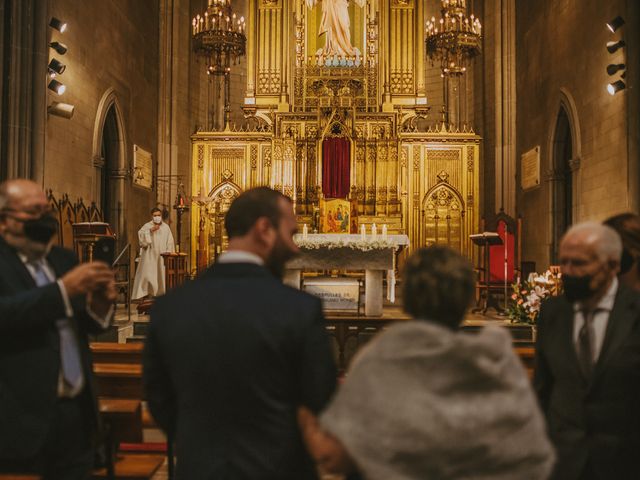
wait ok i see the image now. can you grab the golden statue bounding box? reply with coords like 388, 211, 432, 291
306, 0, 365, 57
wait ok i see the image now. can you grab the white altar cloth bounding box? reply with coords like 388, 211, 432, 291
286, 233, 410, 316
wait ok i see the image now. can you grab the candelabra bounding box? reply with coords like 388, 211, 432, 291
192, 0, 246, 129
425, 0, 482, 76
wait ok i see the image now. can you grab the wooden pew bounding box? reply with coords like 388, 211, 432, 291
99, 398, 143, 444
91, 454, 164, 480
0, 476, 41, 480
514, 345, 535, 379
93, 363, 143, 399
91, 342, 144, 364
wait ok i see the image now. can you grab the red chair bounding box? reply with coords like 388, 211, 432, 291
474, 212, 521, 314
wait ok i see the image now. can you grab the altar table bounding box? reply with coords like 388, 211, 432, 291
284, 234, 409, 316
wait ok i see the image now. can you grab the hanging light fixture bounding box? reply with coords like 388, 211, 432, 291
192, 0, 246, 129
425, 0, 482, 76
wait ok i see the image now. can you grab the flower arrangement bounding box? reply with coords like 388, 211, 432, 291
294, 236, 400, 252
507, 269, 562, 325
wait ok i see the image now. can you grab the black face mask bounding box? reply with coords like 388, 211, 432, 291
22, 214, 58, 245
562, 274, 595, 302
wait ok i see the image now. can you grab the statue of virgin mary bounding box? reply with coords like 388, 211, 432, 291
307, 0, 365, 57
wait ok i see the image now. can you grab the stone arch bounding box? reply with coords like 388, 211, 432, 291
547, 88, 581, 261
92, 88, 127, 242
421, 183, 465, 252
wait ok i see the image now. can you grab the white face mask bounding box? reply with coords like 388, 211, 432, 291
152, 216, 162, 224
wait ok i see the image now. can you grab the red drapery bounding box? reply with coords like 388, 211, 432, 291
322, 137, 350, 199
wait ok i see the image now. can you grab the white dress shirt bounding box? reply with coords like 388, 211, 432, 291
19, 253, 113, 397
572, 277, 618, 363
217, 250, 264, 265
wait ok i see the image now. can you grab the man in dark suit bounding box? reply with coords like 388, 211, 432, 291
144, 187, 336, 480
0, 179, 116, 479
535, 221, 640, 480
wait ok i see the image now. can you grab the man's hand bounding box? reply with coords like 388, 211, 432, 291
151, 224, 160, 233
297, 406, 355, 474
61, 262, 115, 298
88, 277, 117, 317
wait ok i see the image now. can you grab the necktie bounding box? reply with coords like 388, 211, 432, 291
578, 309, 597, 378
30, 260, 84, 391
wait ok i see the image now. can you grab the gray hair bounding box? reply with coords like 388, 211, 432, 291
563, 221, 623, 263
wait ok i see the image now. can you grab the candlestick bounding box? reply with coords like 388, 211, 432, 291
371, 223, 377, 239
303, 224, 308, 239
360, 224, 366, 241
382, 224, 388, 239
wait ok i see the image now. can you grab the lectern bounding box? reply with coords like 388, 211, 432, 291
72, 222, 115, 263
161, 252, 189, 291
470, 232, 503, 314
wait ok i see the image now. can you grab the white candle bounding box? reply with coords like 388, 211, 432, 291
382, 224, 388, 239
303, 223, 308, 239
371, 223, 377, 239
360, 224, 366, 241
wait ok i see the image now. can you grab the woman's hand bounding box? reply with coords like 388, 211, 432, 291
297, 406, 356, 475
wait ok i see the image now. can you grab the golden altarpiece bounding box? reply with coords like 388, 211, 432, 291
190, 0, 481, 272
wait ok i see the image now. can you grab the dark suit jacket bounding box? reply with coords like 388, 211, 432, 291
0, 237, 104, 461
143, 262, 337, 480
534, 284, 640, 480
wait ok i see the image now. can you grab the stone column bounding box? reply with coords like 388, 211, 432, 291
493, 0, 516, 218
0, 0, 48, 182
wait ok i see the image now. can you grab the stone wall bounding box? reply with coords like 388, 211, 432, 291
515, 0, 639, 268
44, 0, 160, 248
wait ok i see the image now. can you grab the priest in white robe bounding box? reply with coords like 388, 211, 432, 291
132, 208, 175, 299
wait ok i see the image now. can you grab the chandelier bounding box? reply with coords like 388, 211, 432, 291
193, 0, 246, 129
192, 0, 246, 74
426, 0, 482, 76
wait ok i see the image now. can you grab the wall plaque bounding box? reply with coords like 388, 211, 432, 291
133, 145, 153, 190
521, 146, 540, 190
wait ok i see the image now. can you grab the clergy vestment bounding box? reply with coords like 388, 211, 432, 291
132, 221, 175, 299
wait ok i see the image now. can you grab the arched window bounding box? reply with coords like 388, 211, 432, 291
551, 106, 573, 262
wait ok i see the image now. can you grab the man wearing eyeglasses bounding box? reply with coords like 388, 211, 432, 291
0, 179, 117, 479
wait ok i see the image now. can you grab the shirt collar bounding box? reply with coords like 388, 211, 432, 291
573, 276, 618, 313
17, 251, 47, 266
217, 250, 264, 266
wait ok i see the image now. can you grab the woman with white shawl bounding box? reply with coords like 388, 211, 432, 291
298, 246, 555, 480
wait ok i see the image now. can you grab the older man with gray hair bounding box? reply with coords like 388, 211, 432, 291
535, 221, 640, 480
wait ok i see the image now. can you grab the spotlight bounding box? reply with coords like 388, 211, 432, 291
47, 79, 66, 95
49, 17, 67, 33
47, 59, 66, 77
606, 16, 624, 33
47, 102, 74, 119
606, 40, 625, 54
607, 80, 626, 95
49, 42, 68, 55
606, 63, 626, 76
